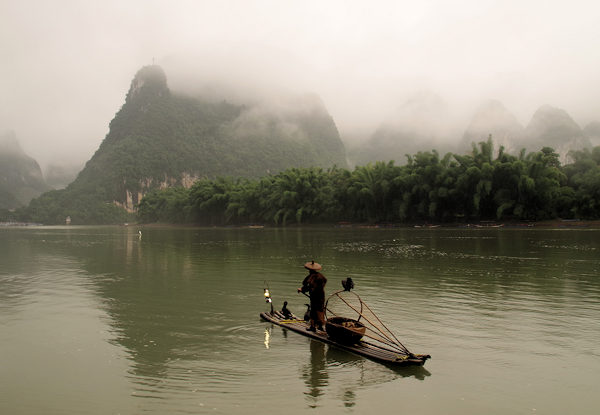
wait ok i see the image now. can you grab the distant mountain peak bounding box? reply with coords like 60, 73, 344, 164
526, 105, 581, 134
0, 130, 49, 209
461, 99, 524, 153
466, 100, 523, 132
126, 65, 169, 102
525, 105, 590, 161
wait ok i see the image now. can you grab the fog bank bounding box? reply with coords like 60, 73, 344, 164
2, 0, 599, 167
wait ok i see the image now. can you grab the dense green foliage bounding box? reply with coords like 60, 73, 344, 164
563, 146, 600, 217
21, 189, 132, 225
137, 139, 600, 225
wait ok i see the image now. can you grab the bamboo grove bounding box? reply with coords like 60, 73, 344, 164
137, 139, 600, 225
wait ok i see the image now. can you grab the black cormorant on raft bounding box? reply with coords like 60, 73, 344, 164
260, 278, 430, 367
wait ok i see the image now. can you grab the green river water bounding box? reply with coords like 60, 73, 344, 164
1, 225, 599, 414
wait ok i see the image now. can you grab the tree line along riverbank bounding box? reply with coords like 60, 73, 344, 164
3, 139, 599, 226
136, 140, 600, 226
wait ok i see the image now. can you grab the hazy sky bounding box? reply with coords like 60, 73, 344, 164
2, 0, 599, 167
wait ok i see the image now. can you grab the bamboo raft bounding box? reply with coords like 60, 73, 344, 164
260, 310, 430, 367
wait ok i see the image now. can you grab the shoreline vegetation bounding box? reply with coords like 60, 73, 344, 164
140, 219, 600, 229
3, 219, 600, 229
134, 140, 600, 227
4, 139, 600, 226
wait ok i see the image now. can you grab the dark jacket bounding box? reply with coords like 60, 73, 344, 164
301, 271, 327, 310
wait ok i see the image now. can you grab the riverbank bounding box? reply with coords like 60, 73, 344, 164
136, 219, 600, 230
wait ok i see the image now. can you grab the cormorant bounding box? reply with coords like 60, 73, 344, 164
342, 277, 354, 291
281, 301, 293, 318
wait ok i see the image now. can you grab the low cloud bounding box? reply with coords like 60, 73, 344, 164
2, 0, 599, 167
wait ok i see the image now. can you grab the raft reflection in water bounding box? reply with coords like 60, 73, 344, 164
301, 338, 431, 408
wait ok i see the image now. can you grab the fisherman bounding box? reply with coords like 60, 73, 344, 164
298, 260, 327, 332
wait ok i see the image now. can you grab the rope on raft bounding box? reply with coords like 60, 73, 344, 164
326, 290, 412, 356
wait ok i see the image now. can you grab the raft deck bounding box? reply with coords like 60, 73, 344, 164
260, 311, 430, 367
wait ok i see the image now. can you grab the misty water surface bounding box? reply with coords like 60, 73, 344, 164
1, 226, 599, 414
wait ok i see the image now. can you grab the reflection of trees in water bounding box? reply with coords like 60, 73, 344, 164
1, 228, 213, 383
301, 339, 430, 408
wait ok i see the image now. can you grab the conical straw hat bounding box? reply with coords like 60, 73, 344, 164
304, 260, 322, 271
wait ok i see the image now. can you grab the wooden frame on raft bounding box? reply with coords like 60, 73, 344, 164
260, 310, 430, 367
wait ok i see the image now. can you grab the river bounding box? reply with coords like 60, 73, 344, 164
1, 225, 599, 414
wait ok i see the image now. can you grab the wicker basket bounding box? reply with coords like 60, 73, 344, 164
325, 316, 366, 344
